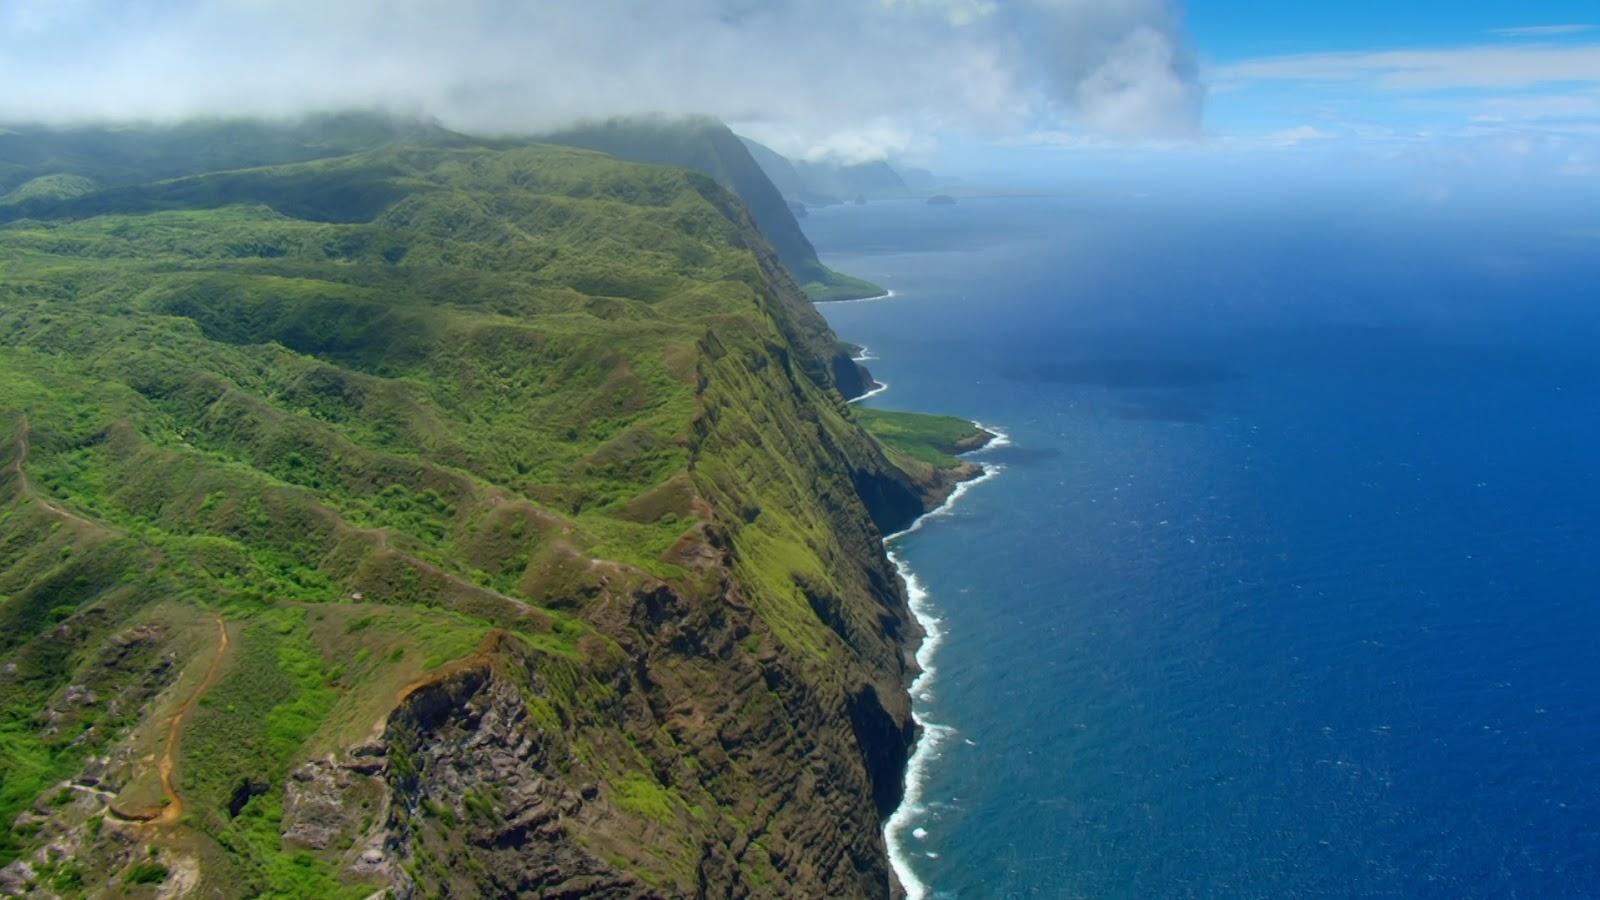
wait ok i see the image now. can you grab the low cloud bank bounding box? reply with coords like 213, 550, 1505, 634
0, 0, 1202, 161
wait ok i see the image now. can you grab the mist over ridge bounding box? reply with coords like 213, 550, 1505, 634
0, 0, 1202, 163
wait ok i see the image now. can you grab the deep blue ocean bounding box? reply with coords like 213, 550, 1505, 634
806, 185, 1600, 898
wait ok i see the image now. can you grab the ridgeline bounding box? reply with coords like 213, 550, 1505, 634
0, 115, 985, 897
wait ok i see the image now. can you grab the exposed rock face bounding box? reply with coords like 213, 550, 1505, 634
281, 754, 385, 851
830, 354, 878, 403
383, 664, 644, 898
372, 527, 917, 897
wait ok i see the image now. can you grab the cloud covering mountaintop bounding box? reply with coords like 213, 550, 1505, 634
0, 0, 1202, 161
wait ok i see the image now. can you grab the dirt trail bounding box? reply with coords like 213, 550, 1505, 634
110, 614, 231, 825
8, 414, 113, 535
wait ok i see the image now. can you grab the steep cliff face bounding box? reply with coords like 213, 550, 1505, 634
0, 126, 955, 897
543, 117, 887, 303
739, 137, 910, 209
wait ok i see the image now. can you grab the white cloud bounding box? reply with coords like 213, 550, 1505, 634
0, 0, 1203, 162
1261, 125, 1334, 147
1213, 43, 1600, 91
1020, 121, 1331, 153
1072, 25, 1203, 136
1470, 91, 1600, 122
1491, 24, 1595, 38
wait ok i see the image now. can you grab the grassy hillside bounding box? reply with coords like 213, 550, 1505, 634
855, 408, 992, 470
543, 117, 886, 301
0, 123, 960, 897
0, 112, 458, 197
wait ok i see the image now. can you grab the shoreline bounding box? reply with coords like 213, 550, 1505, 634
882, 425, 1007, 899
850, 380, 890, 404
815, 274, 1004, 896
824, 288, 897, 305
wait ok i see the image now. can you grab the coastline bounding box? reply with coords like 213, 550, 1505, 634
824, 288, 897, 305
882, 426, 1006, 899
851, 380, 891, 404
817, 274, 1003, 897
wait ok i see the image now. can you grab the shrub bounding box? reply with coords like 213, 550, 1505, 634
125, 861, 169, 884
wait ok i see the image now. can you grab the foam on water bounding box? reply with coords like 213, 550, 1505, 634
832, 288, 897, 304
881, 552, 951, 900
970, 421, 1011, 450
887, 462, 1002, 540
881, 427, 1005, 899
850, 380, 891, 404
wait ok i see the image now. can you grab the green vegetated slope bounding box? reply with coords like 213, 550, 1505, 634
852, 409, 992, 517
542, 116, 887, 301
740, 136, 910, 209
0, 113, 459, 199
854, 408, 992, 470
0, 120, 961, 898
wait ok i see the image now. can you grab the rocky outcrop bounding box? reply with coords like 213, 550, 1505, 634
381, 663, 644, 898
369, 533, 918, 897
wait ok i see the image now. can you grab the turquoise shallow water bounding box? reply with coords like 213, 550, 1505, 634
809, 190, 1600, 898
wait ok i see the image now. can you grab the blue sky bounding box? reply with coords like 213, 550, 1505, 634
1188, 0, 1600, 59
1187, 1, 1600, 157
961, 0, 1600, 193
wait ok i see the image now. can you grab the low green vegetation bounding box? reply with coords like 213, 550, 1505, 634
802, 269, 886, 302
180, 609, 331, 823
0, 173, 97, 207
854, 407, 989, 468
541, 117, 885, 303
124, 860, 169, 885
0, 115, 932, 894
612, 771, 681, 823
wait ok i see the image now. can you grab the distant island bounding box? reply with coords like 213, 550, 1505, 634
927, 194, 957, 206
